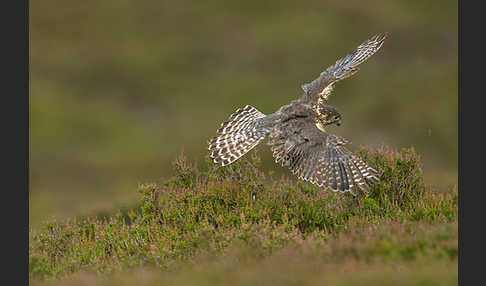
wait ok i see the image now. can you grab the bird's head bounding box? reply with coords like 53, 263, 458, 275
317, 104, 342, 126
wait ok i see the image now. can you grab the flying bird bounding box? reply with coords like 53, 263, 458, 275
208, 33, 388, 195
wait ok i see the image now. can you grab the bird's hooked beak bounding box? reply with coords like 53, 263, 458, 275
336, 120, 342, 127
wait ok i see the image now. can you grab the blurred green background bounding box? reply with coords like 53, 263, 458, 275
30, 0, 457, 228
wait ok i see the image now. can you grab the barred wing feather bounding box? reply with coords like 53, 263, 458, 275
301, 32, 388, 104
268, 118, 379, 195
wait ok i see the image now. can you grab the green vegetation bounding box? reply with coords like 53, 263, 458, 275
30, 146, 457, 284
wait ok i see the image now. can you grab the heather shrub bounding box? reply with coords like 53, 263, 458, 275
29, 145, 456, 279
357, 145, 425, 206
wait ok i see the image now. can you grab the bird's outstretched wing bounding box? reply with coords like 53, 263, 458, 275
301, 32, 388, 105
267, 117, 379, 194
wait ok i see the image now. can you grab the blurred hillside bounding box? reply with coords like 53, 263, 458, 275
30, 0, 457, 227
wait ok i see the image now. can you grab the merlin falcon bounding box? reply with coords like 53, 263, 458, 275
208, 33, 388, 195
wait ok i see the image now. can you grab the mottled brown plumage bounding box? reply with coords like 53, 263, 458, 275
208, 33, 388, 195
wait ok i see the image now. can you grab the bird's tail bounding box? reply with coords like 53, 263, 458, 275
208, 105, 267, 166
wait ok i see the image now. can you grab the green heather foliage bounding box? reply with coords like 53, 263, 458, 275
29, 146, 457, 279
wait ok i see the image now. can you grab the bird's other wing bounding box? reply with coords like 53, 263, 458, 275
301, 32, 388, 105
267, 117, 379, 195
